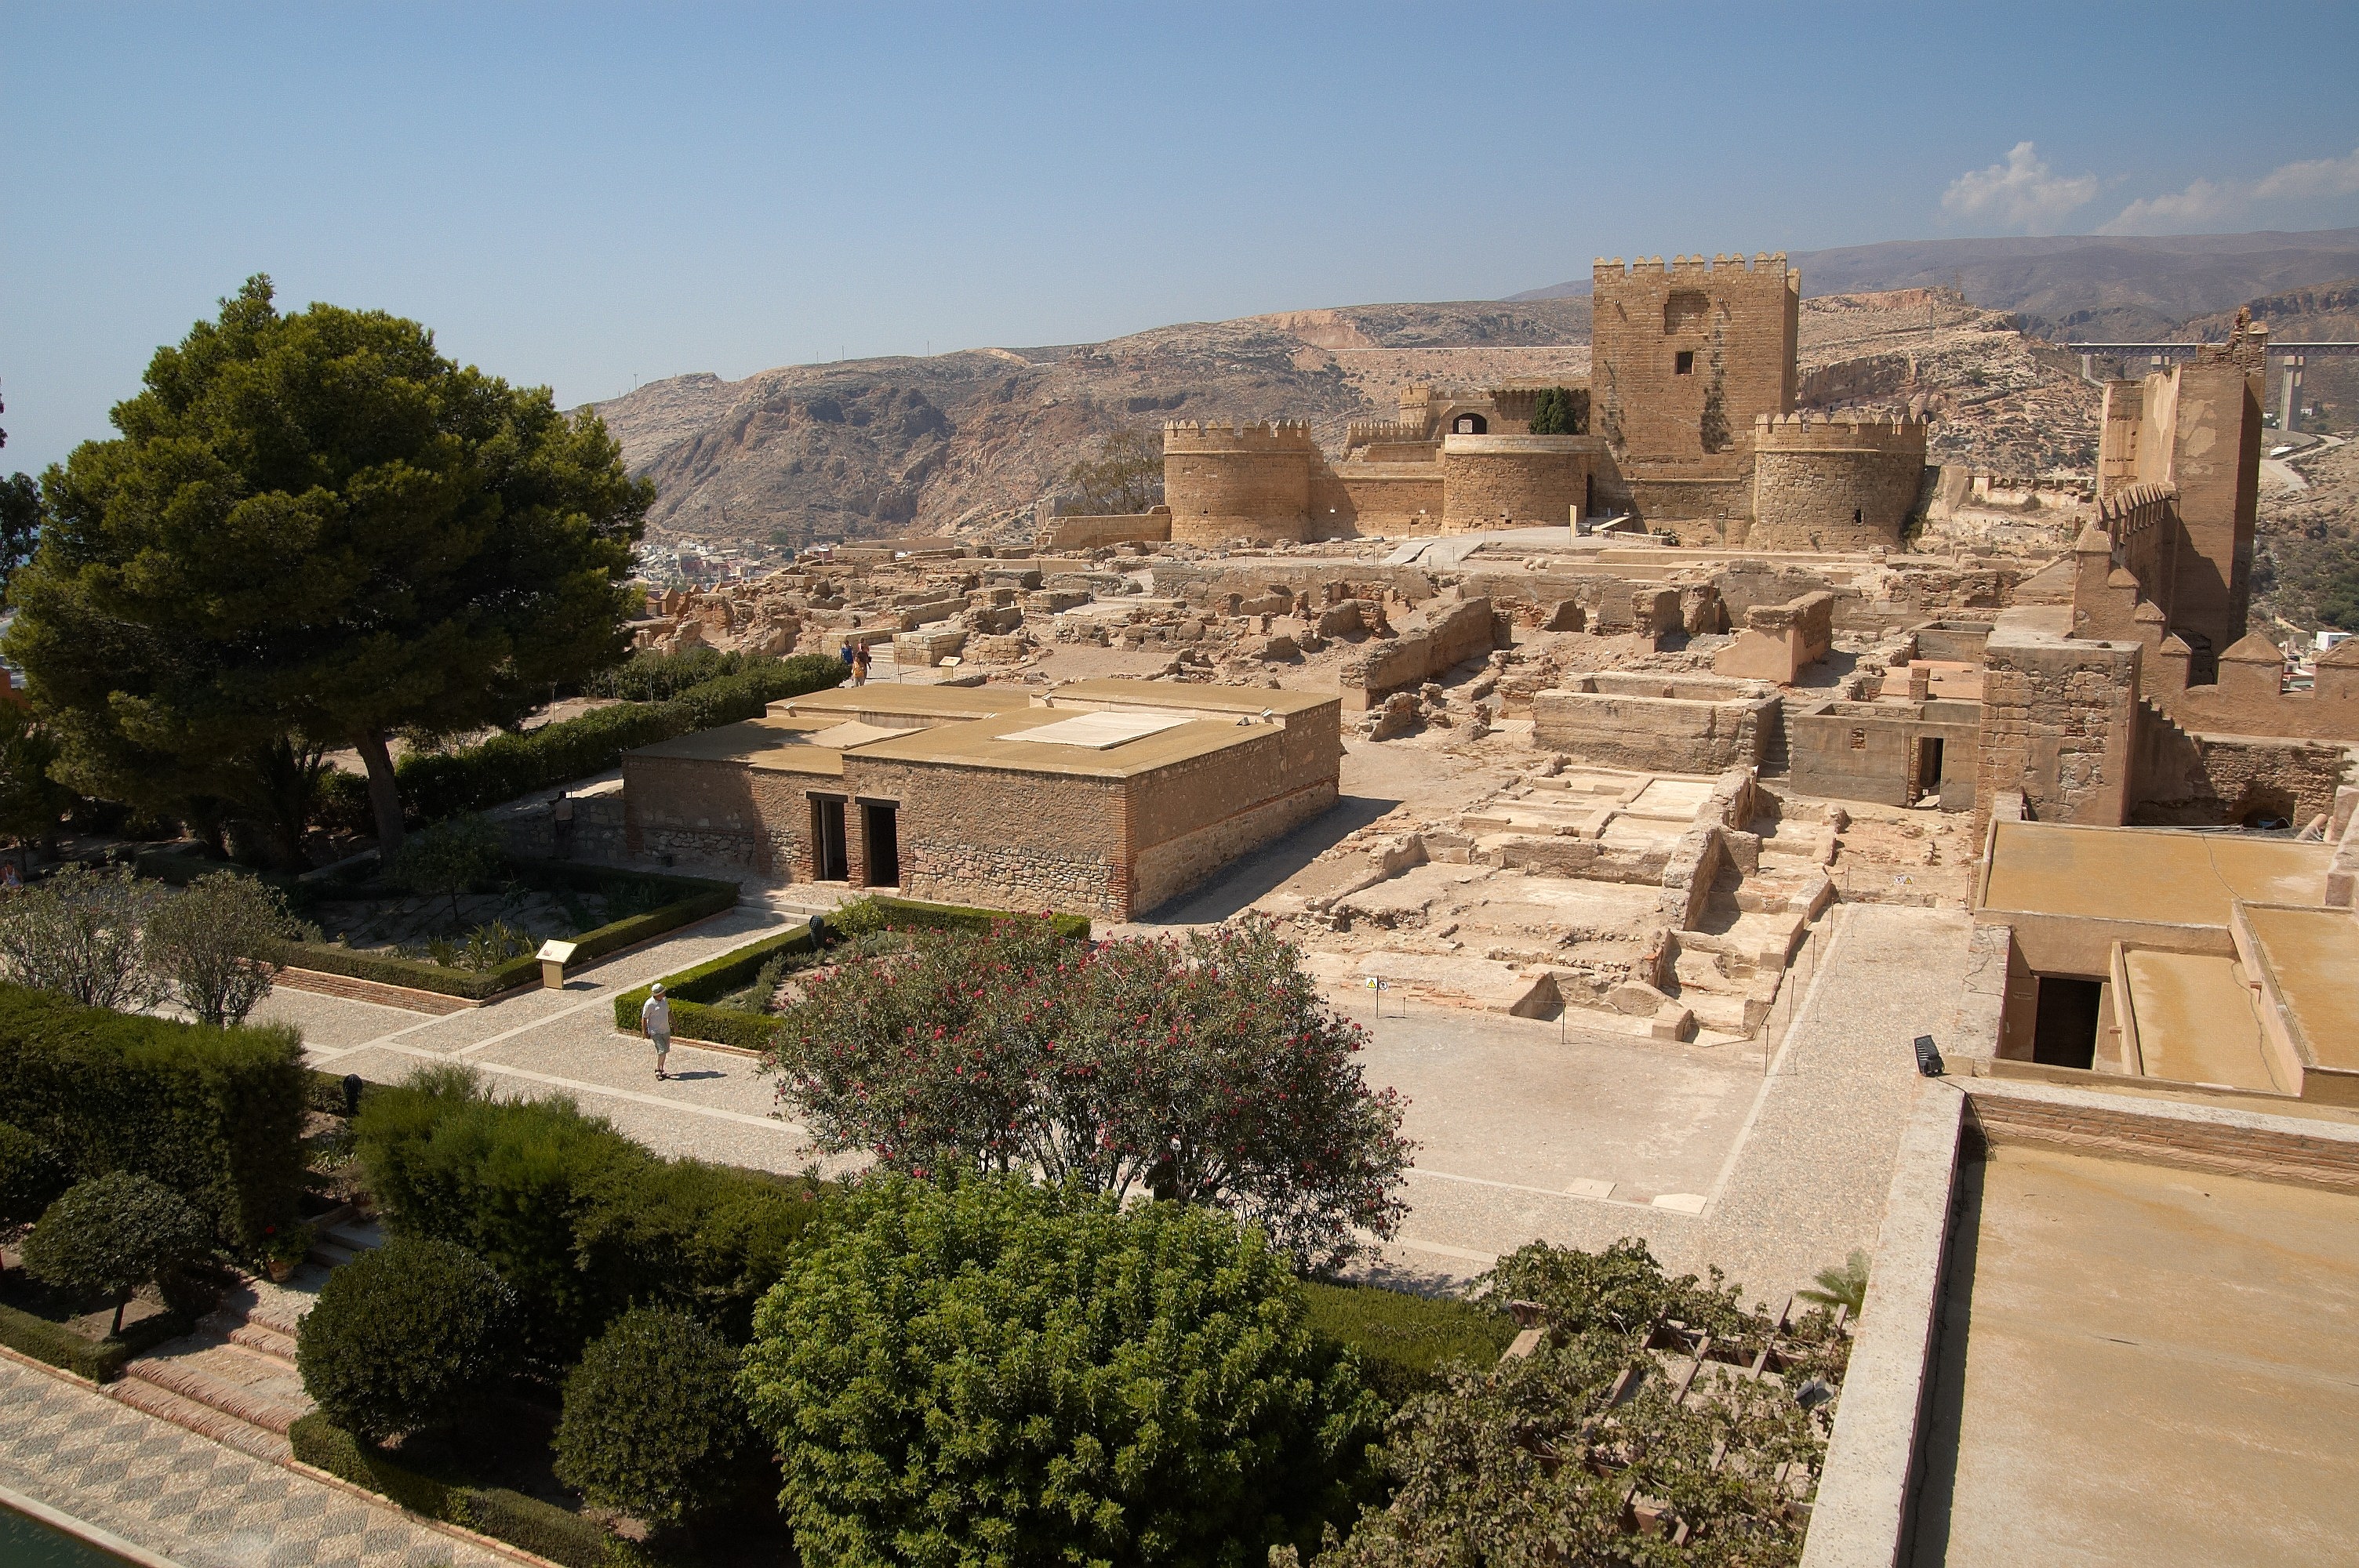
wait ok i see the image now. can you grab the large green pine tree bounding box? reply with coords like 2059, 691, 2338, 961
5, 278, 652, 865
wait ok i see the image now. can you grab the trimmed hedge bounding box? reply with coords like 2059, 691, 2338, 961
1302, 1279, 1518, 1406
610, 897, 1090, 1050
396, 654, 847, 822
0, 983, 305, 1247
0, 1301, 189, 1383
286, 865, 739, 1001
290, 1414, 634, 1568
353, 1076, 827, 1367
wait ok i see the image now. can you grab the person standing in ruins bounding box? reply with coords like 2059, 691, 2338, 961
852, 642, 871, 687
641, 982, 671, 1080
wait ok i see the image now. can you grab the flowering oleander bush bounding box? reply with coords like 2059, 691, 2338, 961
763, 914, 1411, 1270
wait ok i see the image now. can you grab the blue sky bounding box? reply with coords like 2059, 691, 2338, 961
6, 2, 2357, 472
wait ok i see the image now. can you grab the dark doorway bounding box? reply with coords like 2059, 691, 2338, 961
860, 801, 900, 887
1452, 413, 1487, 434
1584, 474, 1595, 518
1915, 736, 1945, 804
811, 796, 848, 881
2031, 977, 2102, 1069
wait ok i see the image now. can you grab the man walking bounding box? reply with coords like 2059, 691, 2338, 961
852, 641, 871, 687
641, 982, 672, 1080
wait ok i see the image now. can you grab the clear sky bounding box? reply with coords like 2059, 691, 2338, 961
6, 2, 2357, 473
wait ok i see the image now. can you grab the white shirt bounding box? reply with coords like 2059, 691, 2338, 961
641, 995, 671, 1034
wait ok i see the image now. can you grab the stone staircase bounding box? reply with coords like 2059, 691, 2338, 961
103, 1215, 383, 1462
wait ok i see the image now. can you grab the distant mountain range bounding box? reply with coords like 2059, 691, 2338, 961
1508, 228, 2359, 340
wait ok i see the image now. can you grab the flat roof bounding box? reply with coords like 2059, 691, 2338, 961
779, 684, 1034, 721
1915, 1145, 2359, 1565
627, 717, 845, 776
1982, 821, 2328, 927
2122, 951, 2284, 1092
849, 706, 1274, 778
1049, 678, 1336, 717
2243, 904, 2359, 1071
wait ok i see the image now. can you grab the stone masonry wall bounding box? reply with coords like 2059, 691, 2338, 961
1745, 416, 1928, 550
622, 755, 808, 874
842, 755, 1130, 917
1972, 618, 2141, 840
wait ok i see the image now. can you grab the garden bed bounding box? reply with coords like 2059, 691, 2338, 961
0, 1259, 190, 1383
287, 861, 739, 1002
609, 896, 1090, 1051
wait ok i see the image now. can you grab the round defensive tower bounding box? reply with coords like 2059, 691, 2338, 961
1161, 421, 1318, 544
1745, 414, 1929, 550
1437, 434, 1605, 532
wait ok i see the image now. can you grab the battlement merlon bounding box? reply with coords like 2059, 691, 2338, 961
1594, 251, 1790, 282
1161, 419, 1321, 454
1751, 412, 1928, 454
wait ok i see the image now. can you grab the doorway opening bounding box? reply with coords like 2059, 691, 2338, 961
2031, 977, 2102, 1069
860, 801, 900, 887
1452, 413, 1487, 434
1914, 736, 1945, 804
811, 796, 849, 882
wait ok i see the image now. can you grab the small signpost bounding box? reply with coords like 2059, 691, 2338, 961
1363, 975, 1390, 1018
537, 938, 580, 991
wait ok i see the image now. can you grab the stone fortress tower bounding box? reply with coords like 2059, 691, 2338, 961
1050, 245, 1933, 552
1590, 252, 1928, 547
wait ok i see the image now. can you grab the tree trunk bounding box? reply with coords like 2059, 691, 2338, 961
356, 731, 405, 857
111, 1291, 127, 1338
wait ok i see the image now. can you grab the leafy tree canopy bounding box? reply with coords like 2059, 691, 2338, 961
738, 1174, 1383, 1568
23, 1170, 212, 1334
1059, 428, 1164, 516
5, 276, 652, 865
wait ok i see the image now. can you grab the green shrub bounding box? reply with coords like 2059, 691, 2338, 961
396, 655, 845, 822
1311, 1240, 1844, 1568
1301, 1281, 1518, 1407
0, 982, 306, 1246
0, 1120, 67, 1227
296, 1236, 515, 1442
608, 896, 1089, 1045
554, 1308, 760, 1529
288, 1411, 457, 1519
24, 1171, 213, 1334
738, 1174, 1384, 1568
353, 1068, 823, 1366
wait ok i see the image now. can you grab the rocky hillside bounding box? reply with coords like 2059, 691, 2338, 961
592, 301, 1590, 546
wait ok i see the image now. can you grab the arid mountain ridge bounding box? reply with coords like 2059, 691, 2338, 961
590, 230, 2359, 548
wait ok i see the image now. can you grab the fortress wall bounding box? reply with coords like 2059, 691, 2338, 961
1162, 421, 1318, 545
1438, 434, 1600, 532
1325, 463, 1445, 537
1745, 415, 1930, 550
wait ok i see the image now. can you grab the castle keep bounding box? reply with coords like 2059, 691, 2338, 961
1057, 250, 1931, 551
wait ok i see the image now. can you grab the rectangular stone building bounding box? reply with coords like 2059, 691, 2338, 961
622, 680, 1341, 920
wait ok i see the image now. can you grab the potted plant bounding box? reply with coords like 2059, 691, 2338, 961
261, 1221, 315, 1283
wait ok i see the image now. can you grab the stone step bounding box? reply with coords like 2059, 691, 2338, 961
323, 1218, 385, 1253
307, 1239, 359, 1269
223, 1318, 300, 1363
106, 1374, 293, 1464
122, 1334, 315, 1436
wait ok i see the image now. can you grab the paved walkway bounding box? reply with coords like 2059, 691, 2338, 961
0, 1355, 504, 1567
256, 897, 1971, 1304
257, 905, 849, 1174
1692, 902, 1972, 1304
